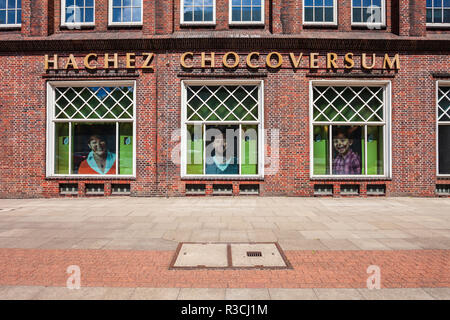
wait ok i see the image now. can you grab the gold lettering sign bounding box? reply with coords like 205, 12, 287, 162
44, 52, 401, 71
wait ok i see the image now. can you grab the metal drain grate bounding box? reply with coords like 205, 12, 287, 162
247, 251, 262, 257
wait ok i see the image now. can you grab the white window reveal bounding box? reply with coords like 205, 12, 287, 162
181, 80, 264, 178
310, 81, 391, 178
47, 81, 136, 177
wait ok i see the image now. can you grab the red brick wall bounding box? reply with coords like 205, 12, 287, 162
1, 51, 449, 198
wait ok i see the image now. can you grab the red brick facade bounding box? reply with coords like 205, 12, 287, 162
0, 1, 449, 198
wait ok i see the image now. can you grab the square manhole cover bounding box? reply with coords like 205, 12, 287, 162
231, 243, 287, 267
170, 242, 290, 269
172, 243, 229, 268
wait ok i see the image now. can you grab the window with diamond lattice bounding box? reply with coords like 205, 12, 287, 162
311, 84, 389, 177
48, 83, 135, 177
183, 82, 262, 177
438, 86, 450, 175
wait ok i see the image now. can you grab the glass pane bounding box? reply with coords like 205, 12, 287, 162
439, 125, 450, 174
119, 123, 133, 175
72, 123, 117, 175
187, 125, 203, 174
54, 123, 70, 174
204, 5, 213, 21
304, 7, 313, 21
232, 6, 241, 21
313, 126, 330, 175
205, 125, 239, 175
252, 6, 261, 21
332, 126, 363, 175
353, 8, 362, 22
367, 126, 384, 175
242, 6, 251, 21
241, 125, 258, 174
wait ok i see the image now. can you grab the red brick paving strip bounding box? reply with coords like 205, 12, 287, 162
0, 249, 448, 288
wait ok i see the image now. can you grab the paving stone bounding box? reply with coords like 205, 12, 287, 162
0, 286, 42, 300
225, 289, 270, 300
178, 288, 226, 300
358, 288, 435, 300
314, 288, 365, 300
131, 288, 180, 300
423, 288, 450, 300
269, 288, 318, 300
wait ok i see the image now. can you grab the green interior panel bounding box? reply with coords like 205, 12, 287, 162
55, 123, 69, 174
186, 125, 203, 175
367, 126, 384, 175
313, 126, 329, 175
119, 123, 133, 175
241, 125, 258, 175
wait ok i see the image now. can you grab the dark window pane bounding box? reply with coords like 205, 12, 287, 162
193, 6, 203, 21
252, 6, 261, 21
434, 8, 443, 22
132, 7, 141, 22
232, 6, 241, 21
205, 125, 240, 175
304, 7, 313, 21
353, 8, 362, 22
204, 6, 213, 21
444, 9, 450, 23
112, 7, 121, 22
72, 123, 117, 175
314, 7, 324, 21
439, 126, 450, 174
184, 8, 193, 21
0, 0, 5, 10
0, 10, 5, 24
427, 8, 433, 22
332, 126, 363, 175
85, 7, 94, 22
242, 6, 251, 21
325, 7, 334, 21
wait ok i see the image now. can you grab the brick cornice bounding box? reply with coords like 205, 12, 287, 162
0, 34, 449, 53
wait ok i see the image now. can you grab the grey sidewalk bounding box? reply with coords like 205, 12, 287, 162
0, 285, 449, 300
0, 197, 449, 251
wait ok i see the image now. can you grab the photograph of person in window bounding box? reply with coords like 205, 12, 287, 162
205, 126, 239, 175
332, 126, 362, 175
78, 132, 116, 175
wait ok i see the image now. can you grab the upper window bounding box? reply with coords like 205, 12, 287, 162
310, 81, 391, 177
229, 0, 264, 25
181, 0, 215, 24
62, 0, 95, 27
181, 81, 263, 177
47, 82, 136, 177
352, 0, 385, 26
0, 0, 21, 27
303, 0, 337, 25
438, 83, 450, 176
427, 0, 450, 25
109, 0, 142, 25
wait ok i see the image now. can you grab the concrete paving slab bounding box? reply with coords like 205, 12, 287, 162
178, 288, 226, 300
358, 288, 435, 300
0, 286, 42, 300
314, 288, 365, 300
225, 288, 270, 300
423, 288, 450, 300
269, 288, 318, 300
131, 288, 180, 300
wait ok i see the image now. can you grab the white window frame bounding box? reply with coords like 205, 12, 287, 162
351, 0, 386, 28
437, 80, 450, 178
180, 80, 264, 179
426, 1, 450, 28
180, 0, 216, 26
108, 0, 143, 26
0, 0, 21, 28
309, 80, 392, 179
228, 0, 265, 26
302, 0, 338, 26
61, 0, 96, 28
46, 80, 137, 178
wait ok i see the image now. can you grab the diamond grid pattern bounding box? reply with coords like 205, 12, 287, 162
313, 86, 384, 123
438, 87, 450, 122
54, 86, 134, 120
186, 85, 259, 122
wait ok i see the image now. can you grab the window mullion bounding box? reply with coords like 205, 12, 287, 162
69, 122, 72, 175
